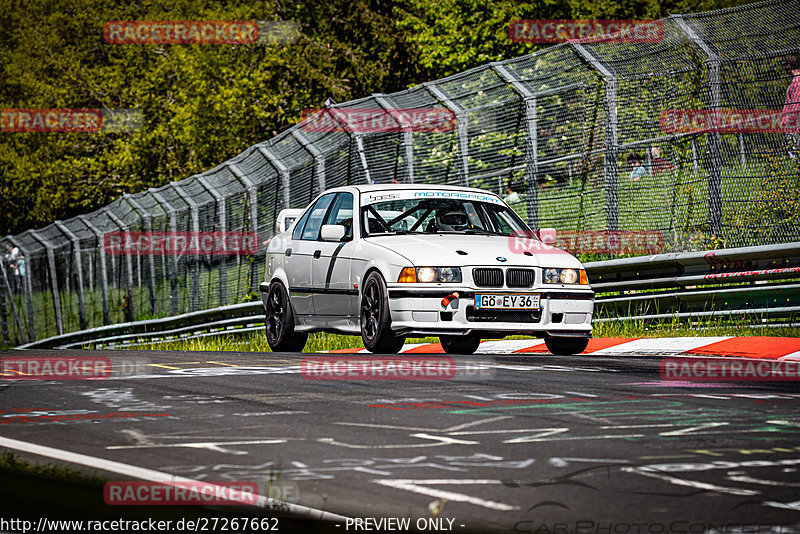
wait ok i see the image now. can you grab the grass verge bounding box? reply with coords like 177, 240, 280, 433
118, 318, 800, 353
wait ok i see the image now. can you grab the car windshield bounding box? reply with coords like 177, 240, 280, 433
361, 192, 530, 237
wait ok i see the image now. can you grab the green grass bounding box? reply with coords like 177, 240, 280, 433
0, 452, 105, 485
121, 331, 443, 352
119, 318, 799, 353
593, 317, 800, 338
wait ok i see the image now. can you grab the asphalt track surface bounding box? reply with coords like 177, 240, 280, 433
2, 348, 800, 533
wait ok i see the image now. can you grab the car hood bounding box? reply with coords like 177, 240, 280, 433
365, 233, 580, 268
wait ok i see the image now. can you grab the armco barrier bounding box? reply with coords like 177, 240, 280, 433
590, 241, 800, 321
15, 242, 800, 350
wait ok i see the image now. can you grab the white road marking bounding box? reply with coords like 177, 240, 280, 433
0, 435, 348, 521
373, 479, 518, 511
503, 433, 644, 444
590, 337, 732, 355
317, 434, 479, 449
622, 467, 759, 496
549, 457, 632, 467
107, 438, 291, 455
659, 422, 729, 436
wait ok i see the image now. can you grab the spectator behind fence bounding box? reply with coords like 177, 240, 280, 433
10, 253, 25, 293
782, 55, 800, 156
647, 146, 671, 175
503, 178, 526, 216
627, 154, 646, 180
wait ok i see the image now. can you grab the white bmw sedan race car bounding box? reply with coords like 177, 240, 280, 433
261, 184, 594, 355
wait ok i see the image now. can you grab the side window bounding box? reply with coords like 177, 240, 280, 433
301, 193, 336, 240
323, 193, 354, 240
292, 208, 313, 240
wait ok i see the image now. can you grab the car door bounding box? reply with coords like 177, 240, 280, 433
285, 193, 336, 317
311, 192, 356, 319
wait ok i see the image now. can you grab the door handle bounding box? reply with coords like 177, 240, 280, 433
284, 248, 292, 256
313, 250, 321, 259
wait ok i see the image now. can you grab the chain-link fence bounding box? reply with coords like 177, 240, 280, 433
3, 0, 800, 345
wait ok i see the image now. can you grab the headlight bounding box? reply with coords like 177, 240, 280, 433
560, 268, 578, 284
544, 268, 561, 284
397, 267, 462, 283
543, 267, 587, 285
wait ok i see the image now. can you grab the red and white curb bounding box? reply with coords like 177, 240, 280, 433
329, 337, 800, 360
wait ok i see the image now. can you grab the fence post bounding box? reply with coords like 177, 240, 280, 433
5, 238, 32, 341
228, 162, 260, 295
292, 129, 327, 195
572, 43, 619, 231
672, 14, 723, 237
123, 195, 157, 315
0, 254, 26, 344
104, 210, 136, 322
492, 63, 540, 228
327, 109, 374, 184
374, 94, 415, 183
426, 83, 470, 187
227, 163, 260, 293
7, 237, 35, 340
0, 280, 7, 344
149, 189, 179, 316
30, 231, 64, 335
170, 183, 201, 312
78, 217, 110, 325
196, 175, 228, 307
54, 221, 87, 330
257, 147, 291, 209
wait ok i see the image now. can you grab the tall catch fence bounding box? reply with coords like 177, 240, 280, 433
2, 0, 800, 345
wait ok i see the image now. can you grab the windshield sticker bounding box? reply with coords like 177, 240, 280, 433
361, 189, 502, 205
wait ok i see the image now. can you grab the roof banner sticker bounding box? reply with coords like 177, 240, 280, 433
361, 189, 503, 206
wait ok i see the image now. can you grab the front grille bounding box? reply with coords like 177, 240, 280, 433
473, 268, 503, 287
506, 268, 535, 288
466, 306, 542, 323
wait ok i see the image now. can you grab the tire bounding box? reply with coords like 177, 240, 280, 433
545, 336, 589, 355
439, 334, 481, 355
265, 281, 308, 352
360, 271, 405, 354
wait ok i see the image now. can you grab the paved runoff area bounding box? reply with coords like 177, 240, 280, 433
1, 341, 800, 533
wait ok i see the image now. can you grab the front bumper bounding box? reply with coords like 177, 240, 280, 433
386, 285, 594, 338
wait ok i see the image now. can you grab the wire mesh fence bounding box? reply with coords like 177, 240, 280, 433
2, 0, 800, 345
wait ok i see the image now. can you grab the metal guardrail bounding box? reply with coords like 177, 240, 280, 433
590, 241, 800, 322
15, 242, 800, 350
17, 302, 264, 350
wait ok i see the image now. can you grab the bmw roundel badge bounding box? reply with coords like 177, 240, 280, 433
496, 256, 507, 262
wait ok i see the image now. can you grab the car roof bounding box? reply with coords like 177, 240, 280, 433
324, 183, 502, 196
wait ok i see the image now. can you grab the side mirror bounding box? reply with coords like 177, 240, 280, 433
320, 224, 346, 242
538, 228, 557, 244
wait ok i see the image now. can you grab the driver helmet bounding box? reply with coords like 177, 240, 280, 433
435, 209, 469, 231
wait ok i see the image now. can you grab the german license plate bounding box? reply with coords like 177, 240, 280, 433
474, 293, 540, 310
